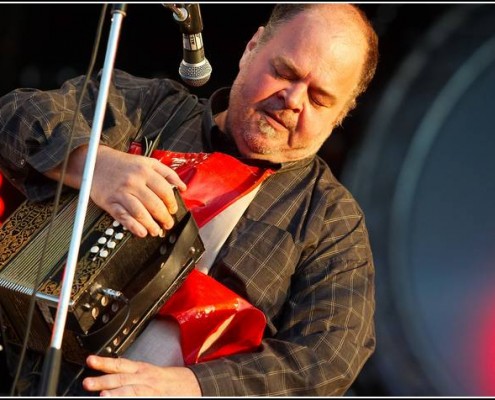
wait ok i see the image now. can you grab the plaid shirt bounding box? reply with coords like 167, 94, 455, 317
0, 69, 375, 396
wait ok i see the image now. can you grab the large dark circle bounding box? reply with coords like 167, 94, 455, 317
343, 4, 495, 396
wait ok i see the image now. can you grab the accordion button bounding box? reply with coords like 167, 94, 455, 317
112, 221, 120, 228
90, 246, 99, 254
107, 241, 116, 249
105, 228, 115, 236
98, 237, 107, 245
99, 249, 109, 258
114, 232, 124, 240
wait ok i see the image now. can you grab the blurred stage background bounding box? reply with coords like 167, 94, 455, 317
0, 3, 494, 396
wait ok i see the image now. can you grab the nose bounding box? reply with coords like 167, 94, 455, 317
278, 83, 306, 112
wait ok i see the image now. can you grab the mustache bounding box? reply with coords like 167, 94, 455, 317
261, 104, 297, 132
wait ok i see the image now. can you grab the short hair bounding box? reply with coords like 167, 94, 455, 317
259, 4, 379, 100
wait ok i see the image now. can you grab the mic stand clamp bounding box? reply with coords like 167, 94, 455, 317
164, 4, 188, 22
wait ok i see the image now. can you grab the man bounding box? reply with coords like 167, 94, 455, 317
0, 3, 378, 396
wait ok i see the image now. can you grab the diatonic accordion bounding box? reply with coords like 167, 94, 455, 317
0, 188, 204, 365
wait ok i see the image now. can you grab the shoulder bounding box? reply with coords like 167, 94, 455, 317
111, 69, 189, 94
280, 155, 357, 205
294, 155, 367, 226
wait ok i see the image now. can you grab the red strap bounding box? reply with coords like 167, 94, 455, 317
129, 144, 274, 227
129, 145, 271, 364
150, 150, 273, 227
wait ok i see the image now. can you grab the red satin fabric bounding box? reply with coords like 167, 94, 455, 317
129, 144, 274, 227
129, 144, 272, 364
150, 150, 274, 227
158, 269, 266, 364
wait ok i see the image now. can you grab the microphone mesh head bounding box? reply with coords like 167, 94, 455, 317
179, 58, 212, 87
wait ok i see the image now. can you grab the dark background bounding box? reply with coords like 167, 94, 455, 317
1, 3, 495, 397
0, 3, 453, 175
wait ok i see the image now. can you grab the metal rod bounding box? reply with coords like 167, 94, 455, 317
38, 4, 128, 396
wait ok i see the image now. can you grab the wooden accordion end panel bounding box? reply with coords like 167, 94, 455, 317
0, 188, 204, 365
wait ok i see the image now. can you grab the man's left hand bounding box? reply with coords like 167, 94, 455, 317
82, 355, 202, 397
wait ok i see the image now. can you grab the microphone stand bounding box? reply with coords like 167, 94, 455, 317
38, 4, 128, 395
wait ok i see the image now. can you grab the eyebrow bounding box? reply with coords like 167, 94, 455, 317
273, 56, 337, 104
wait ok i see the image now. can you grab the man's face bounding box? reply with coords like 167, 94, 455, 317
223, 6, 367, 163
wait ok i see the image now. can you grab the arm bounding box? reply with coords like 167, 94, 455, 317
190, 214, 375, 396
44, 143, 186, 237
0, 70, 189, 236
185, 170, 376, 396
81, 187, 375, 396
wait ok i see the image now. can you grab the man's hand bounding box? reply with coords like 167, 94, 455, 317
82, 355, 202, 397
45, 145, 187, 237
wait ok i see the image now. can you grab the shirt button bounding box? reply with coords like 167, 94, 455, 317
19, 158, 26, 166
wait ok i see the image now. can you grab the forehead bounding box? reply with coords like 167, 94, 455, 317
265, 7, 367, 89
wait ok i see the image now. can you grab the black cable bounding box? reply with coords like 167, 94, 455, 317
9, 4, 109, 396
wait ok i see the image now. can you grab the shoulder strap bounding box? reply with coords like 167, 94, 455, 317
142, 94, 198, 157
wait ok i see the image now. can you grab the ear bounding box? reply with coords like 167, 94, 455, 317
239, 26, 265, 69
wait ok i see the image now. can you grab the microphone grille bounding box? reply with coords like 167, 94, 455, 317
179, 58, 212, 87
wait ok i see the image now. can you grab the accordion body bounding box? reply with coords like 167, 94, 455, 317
0, 189, 204, 365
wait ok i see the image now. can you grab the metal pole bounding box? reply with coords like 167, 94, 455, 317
38, 4, 128, 395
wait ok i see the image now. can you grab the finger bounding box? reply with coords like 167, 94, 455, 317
99, 385, 153, 397
109, 199, 157, 238
127, 183, 176, 232
82, 373, 130, 393
83, 358, 154, 396
152, 160, 187, 192
86, 355, 139, 375
108, 181, 175, 236
130, 159, 181, 227
144, 172, 181, 218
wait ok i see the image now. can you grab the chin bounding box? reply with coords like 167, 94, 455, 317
256, 149, 313, 164
239, 145, 276, 162
244, 148, 289, 164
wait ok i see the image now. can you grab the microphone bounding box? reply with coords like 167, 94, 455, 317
170, 4, 212, 87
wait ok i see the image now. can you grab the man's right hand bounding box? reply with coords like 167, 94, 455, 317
45, 144, 187, 238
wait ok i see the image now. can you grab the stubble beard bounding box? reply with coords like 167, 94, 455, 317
228, 82, 286, 157
241, 117, 281, 155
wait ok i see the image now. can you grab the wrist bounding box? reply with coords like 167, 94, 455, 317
44, 144, 89, 189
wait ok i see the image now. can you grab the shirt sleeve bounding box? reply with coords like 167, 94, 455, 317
0, 69, 187, 201
189, 193, 376, 396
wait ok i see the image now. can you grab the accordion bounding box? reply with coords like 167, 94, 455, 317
0, 188, 204, 365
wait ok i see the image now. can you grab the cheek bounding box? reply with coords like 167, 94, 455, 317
298, 109, 334, 138
251, 79, 277, 104
238, 66, 282, 103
